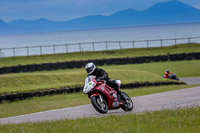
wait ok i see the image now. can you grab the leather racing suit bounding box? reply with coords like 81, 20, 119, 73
87, 68, 120, 93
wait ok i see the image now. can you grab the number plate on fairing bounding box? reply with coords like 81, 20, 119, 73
83, 76, 96, 94
83, 81, 96, 94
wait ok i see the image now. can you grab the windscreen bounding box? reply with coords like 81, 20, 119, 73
85, 76, 95, 85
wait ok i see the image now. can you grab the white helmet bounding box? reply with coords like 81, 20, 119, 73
85, 62, 96, 74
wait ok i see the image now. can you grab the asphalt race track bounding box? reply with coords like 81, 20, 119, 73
180, 77, 200, 85
0, 85, 200, 125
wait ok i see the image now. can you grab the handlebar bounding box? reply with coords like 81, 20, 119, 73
95, 78, 106, 83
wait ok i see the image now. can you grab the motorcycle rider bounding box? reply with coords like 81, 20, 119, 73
165, 69, 172, 79
85, 62, 126, 100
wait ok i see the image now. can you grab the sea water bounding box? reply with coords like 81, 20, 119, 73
0, 23, 200, 57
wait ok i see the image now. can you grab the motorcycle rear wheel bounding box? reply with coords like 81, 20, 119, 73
120, 92, 134, 111
91, 95, 108, 114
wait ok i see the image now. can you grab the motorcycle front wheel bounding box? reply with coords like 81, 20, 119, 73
120, 92, 134, 111
91, 95, 108, 114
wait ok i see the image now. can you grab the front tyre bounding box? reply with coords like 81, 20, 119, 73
120, 92, 134, 111
91, 95, 108, 114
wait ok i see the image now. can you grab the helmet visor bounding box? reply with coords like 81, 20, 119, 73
86, 65, 95, 74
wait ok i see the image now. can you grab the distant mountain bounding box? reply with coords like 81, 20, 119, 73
0, 19, 6, 25
1, 0, 200, 34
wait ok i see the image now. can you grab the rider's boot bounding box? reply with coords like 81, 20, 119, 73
115, 87, 126, 101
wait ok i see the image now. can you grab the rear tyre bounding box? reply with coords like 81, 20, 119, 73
120, 92, 134, 111
91, 95, 108, 114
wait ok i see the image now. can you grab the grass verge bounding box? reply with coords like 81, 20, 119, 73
102, 60, 200, 78
0, 69, 169, 94
0, 107, 200, 133
0, 43, 199, 67
0, 84, 199, 118
0, 60, 199, 94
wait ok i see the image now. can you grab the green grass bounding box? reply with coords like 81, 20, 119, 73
0, 43, 199, 132
103, 60, 200, 78
0, 84, 199, 118
0, 60, 199, 94
0, 43, 199, 67
0, 107, 199, 133
0, 69, 168, 94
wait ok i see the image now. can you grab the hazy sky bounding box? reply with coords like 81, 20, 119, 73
0, 0, 200, 22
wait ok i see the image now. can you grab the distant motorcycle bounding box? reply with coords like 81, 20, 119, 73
83, 76, 133, 114
163, 73, 179, 80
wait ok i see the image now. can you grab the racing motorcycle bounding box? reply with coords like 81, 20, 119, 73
83, 76, 133, 114
163, 73, 179, 80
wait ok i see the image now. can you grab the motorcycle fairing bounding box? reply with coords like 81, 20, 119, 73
94, 83, 120, 109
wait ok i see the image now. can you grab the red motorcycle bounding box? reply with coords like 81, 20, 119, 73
83, 76, 133, 114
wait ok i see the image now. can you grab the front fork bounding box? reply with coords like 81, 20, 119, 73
99, 95, 103, 103
90, 92, 104, 103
